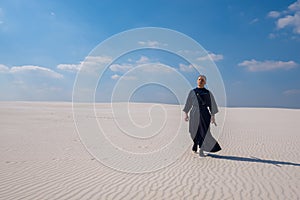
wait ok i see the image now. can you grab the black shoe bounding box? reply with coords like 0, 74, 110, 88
192, 143, 197, 153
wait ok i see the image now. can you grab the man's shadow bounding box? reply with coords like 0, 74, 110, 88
207, 154, 300, 167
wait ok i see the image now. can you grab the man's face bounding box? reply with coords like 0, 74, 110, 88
197, 76, 206, 87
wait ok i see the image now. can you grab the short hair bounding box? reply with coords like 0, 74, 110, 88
198, 75, 207, 81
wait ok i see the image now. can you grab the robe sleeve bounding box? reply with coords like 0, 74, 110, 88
183, 90, 194, 113
209, 91, 218, 115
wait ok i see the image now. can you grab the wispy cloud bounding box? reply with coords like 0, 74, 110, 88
136, 56, 150, 64
138, 40, 167, 48
238, 59, 298, 72
268, 11, 281, 18
140, 64, 174, 73
109, 56, 157, 79
1, 65, 64, 79
177, 50, 202, 55
179, 63, 194, 72
121, 75, 137, 80
57, 56, 113, 73
177, 50, 224, 62
109, 55, 177, 80
0, 7, 4, 26
197, 52, 224, 62
109, 56, 152, 73
0, 64, 9, 72
268, 33, 277, 39
84, 55, 112, 65
111, 74, 137, 80
268, 0, 300, 34
111, 74, 120, 80
109, 64, 133, 73
283, 89, 300, 95
250, 18, 259, 24
57, 64, 80, 72
0, 64, 67, 101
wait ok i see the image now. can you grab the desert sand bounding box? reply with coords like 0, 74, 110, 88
0, 102, 299, 199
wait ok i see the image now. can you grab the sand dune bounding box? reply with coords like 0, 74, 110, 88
0, 102, 299, 199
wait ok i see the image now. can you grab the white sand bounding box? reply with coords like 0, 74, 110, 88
0, 102, 299, 199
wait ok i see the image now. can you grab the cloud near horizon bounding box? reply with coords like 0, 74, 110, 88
283, 89, 300, 95
0, 64, 9, 72
0, 64, 63, 79
0, 64, 67, 101
238, 59, 298, 72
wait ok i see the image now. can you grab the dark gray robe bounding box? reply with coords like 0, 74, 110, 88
183, 88, 221, 152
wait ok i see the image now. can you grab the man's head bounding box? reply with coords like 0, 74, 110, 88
197, 75, 207, 88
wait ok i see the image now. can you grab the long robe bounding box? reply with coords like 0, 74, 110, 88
183, 87, 221, 152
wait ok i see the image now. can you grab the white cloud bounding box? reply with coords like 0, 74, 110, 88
109, 56, 152, 73
179, 63, 194, 72
268, 33, 277, 39
177, 50, 202, 55
111, 74, 136, 80
84, 55, 112, 64
57, 56, 113, 73
57, 64, 80, 72
238, 59, 298, 72
0, 64, 67, 101
268, 11, 281, 18
289, 0, 300, 11
138, 40, 167, 48
109, 64, 133, 73
269, 0, 300, 34
80, 55, 113, 74
140, 64, 174, 73
111, 74, 120, 80
121, 76, 137, 80
0, 8, 4, 25
283, 89, 300, 95
277, 14, 300, 34
197, 52, 224, 62
0, 64, 9, 73
9, 65, 63, 79
250, 18, 259, 24
136, 56, 150, 64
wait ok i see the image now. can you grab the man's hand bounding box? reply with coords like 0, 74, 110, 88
211, 115, 217, 126
184, 113, 189, 122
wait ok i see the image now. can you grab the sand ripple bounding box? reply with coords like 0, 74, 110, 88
0, 102, 299, 199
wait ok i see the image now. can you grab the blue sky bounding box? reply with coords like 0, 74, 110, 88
0, 0, 300, 108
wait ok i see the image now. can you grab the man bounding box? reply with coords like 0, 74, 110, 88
183, 75, 221, 157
